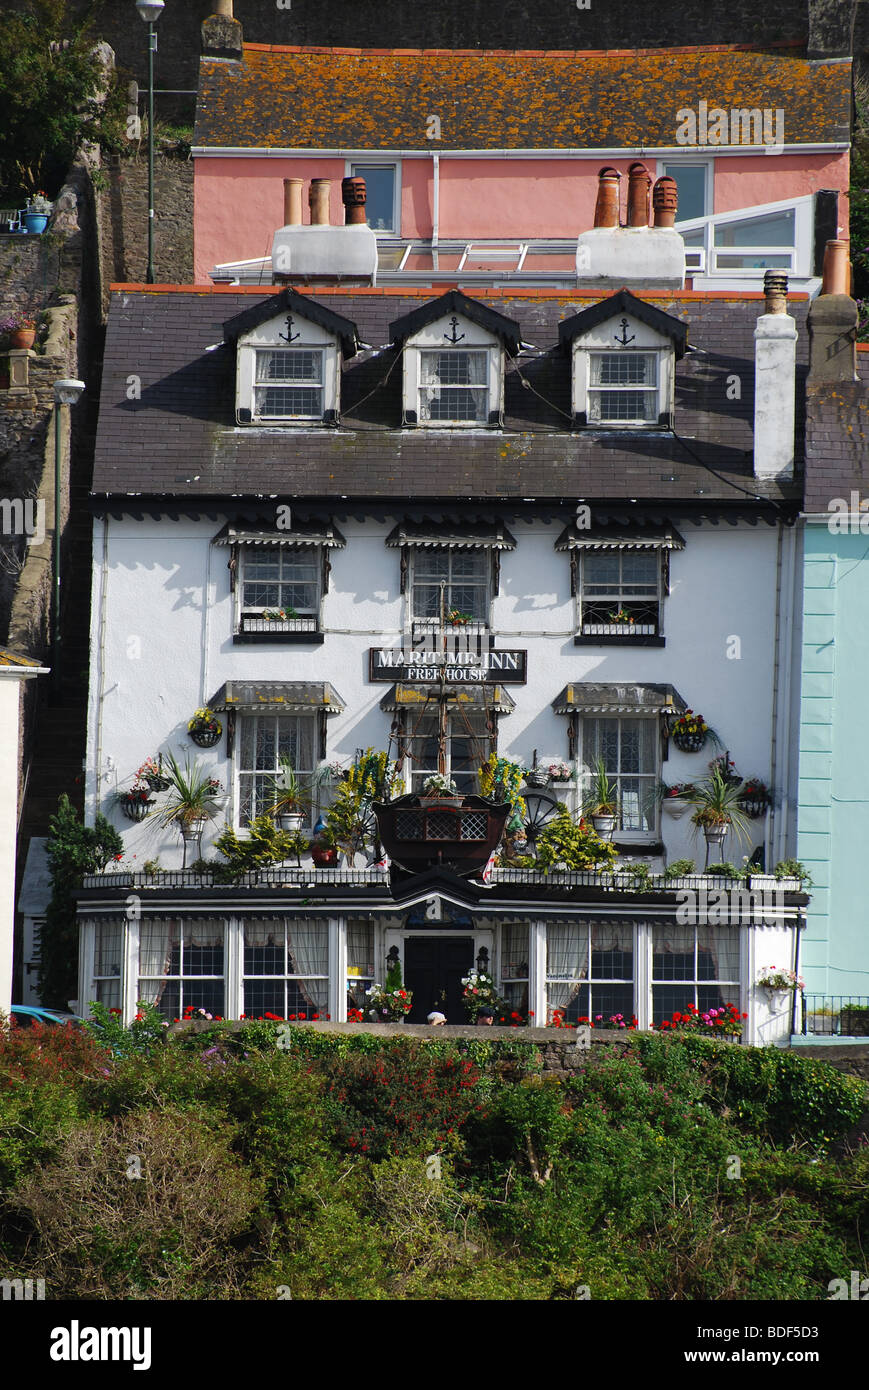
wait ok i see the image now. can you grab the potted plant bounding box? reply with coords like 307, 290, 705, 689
266, 756, 310, 831
136, 755, 172, 793
685, 767, 752, 865
756, 967, 804, 1008
310, 825, 339, 868
461, 970, 503, 1023
152, 753, 224, 849
187, 706, 222, 748
118, 782, 154, 822
534, 807, 618, 874
0, 311, 37, 350
23, 192, 52, 234
544, 758, 573, 784
708, 753, 741, 786
420, 772, 461, 806
739, 776, 772, 819
669, 709, 711, 753
523, 751, 550, 789
446, 609, 475, 626
583, 758, 619, 837
608, 608, 636, 626
365, 957, 413, 1022
659, 781, 696, 819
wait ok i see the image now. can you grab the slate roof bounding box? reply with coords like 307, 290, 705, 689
91, 286, 808, 509
194, 45, 851, 150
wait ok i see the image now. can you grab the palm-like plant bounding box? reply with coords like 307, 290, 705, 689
265, 756, 310, 818
686, 767, 753, 864
151, 752, 224, 831
583, 758, 620, 817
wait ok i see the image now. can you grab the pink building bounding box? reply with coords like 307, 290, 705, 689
193, 28, 851, 294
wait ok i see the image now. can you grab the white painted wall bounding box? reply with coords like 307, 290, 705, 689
86, 514, 787, 871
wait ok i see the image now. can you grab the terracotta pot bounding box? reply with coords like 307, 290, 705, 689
311, 845, 338, 867
10, 328, 35, 349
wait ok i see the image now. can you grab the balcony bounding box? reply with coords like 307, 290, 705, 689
81, 865, 389, 891
373, 794, 510, 875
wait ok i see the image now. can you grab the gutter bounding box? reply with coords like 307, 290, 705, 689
191, 143, 849, 159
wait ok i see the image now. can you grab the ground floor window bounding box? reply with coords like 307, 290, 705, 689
347, 918, 375, 1014
92, 920, 123, 1011
651, 924, 740, 1024
243, 917, 328, 1019
139, 917, 225, 1020
546, 919, 634, 1024
500, 922, 529, 1017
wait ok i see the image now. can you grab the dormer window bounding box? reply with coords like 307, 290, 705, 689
559, 289, 688, 431
223, 288, 360, 428
390, 291, 521, 429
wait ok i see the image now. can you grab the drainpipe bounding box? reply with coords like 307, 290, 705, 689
432, 153, 439, 248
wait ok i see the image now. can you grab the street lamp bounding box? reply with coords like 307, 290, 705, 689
52, 379, 86, 698
135, 0, 165, 285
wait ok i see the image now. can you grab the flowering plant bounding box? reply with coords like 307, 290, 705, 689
460, 970, 502, 1022
544, 759, 573, 782
26, 192, 52, 214
120, 782, 152, 804
446, 609, 474, 625
0, 310, 36, 334
739, 777, 771, 804
422, 772, 458, 796
187, 707, 222, 735
262, 606, 299, 621
347, 1007, 364, 1023
660, 781, 696, 799
757, 967, 804, 992
657, 1002, 745, 1038
608, 608, 635, 624
708, 754, 740, 785
670, 709, 708, 738
365, 982, 413, 1022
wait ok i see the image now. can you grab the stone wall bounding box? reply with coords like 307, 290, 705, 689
99, 152, 194, 296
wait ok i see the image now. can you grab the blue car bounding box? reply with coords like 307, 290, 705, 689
9, 1005, 86, 1029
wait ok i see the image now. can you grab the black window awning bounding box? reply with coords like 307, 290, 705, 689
209, 681, 345, 714
380, 683, 515, 714
385, 520, 516, 551
212, 519, 345, 548
554, 522, 684, 552
552, 683, 686, 716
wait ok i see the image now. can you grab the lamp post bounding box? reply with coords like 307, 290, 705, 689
52, 379, 86, 698
135, 0, 165, 285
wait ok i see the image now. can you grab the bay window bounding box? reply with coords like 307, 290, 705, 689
546, 920, 634, 1025
138, 917, 225, 1021
651, 924, 740, 1025
243, 917, 329, 1020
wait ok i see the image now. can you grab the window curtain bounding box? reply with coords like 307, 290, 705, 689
697, 927, 739, 981
287, 918, 329, 1011
501, 923, 529, 980
420, 351, 487, 390
138, 919, 177, 1006
244, 919, 282, 950
546, 921, 589, 1010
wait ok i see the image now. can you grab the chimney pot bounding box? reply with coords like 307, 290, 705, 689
627, 162, 651, 228
763, 270, 789, 315
341, 176, 368, 225
652, 176, 678, 228
309, 178, 332, 226
593, 167, 621, 230
821, 239, 850, 296
283, 178, 303, 227
213, 0, 233, 14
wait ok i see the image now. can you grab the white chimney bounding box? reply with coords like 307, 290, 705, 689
576, 169, 685, 290
270, 176, 378, 286
753, 271, 797, 478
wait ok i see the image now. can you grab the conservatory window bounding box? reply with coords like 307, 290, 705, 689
138, 917, 225, 1022
651, 924, 740, 1025
243, 917, 329, 1020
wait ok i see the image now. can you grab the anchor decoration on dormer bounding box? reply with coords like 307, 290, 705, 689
279, 315, 301, 344
613, 317, 636, 347
444, 316, 465, 344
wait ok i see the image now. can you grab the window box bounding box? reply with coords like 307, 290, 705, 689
580, 622, 657, 637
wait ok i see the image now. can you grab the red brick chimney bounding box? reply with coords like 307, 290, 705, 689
627, 162, 651, 228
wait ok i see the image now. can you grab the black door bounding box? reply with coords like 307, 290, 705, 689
404, 936, 475, 1024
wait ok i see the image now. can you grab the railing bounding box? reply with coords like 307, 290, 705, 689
82, 866, 390, 890
800, 996, 869, 1037
239, 614, 319, 634
490, 868, 805, 893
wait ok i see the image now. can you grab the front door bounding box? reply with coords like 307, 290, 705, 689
404, 936, 475, 1024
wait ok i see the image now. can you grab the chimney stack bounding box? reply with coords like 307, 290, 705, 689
283, 178, 303, 227
753, 269, 797, 478
627, 163, 651, 228
593, 168, 621, 229
342, 176, 368, 225
201, 1, 242, 61
308, 178, 331, 226
807, 239, 859, 385
652, 176, 678, 228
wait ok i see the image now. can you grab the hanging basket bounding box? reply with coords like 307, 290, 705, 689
740, 796, 769, 819
672, 731, 707, 753
523, 770, 550, 789
143, 773, 171, 792
120, 794, 153, 822
189, 724, 221, 748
